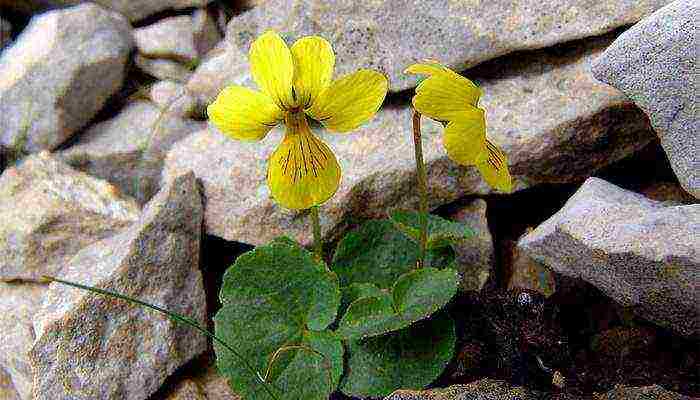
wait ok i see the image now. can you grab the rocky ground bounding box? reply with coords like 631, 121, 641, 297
0, 1, 697, 399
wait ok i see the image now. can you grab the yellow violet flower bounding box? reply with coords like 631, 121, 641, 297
208, 31, 388, 210
405, 61, 513, 192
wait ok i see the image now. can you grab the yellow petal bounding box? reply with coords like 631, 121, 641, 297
249, 30, 295, 109
404, 60, 450, 76
412, 74, 482, 121
443, 108, 486, 166
476, 139, 513, 193
291, 36, 335, 109
267, 113, 341, 210
207, 85, 282, 141
307, 69, 388, 133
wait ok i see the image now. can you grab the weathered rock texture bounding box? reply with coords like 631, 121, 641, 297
0, 152, 139, 281
149, 80, 198, 118
167, 34, 654, 245
0, 15, 10, 48
0, 282, 47, 400
136, 54, 193, 83
60, 100, 205, 202
592, 0, 699, 198
0, 4, 133, 153
448, 199, 494, 292
30, 172, 207, 400
135, 16, 198, 63
519, 178, 699, 337
223, 0, 669, 91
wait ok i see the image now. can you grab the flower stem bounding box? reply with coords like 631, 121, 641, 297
310, 205, 323, 261
412, 110, 429, 269
41, 275, 280, 400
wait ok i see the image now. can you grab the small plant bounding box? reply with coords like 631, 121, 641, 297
47, 31, 512, 400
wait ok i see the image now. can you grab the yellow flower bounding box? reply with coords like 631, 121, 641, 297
405, 61, 512, 193
208, 31, 388, 210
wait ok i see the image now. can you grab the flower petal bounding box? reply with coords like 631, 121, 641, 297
291, 36, 335, 109
476, 139, 513, 193
249, 30, 295, 109
443, 108, 486, 166
267, 113, 341, 210
207, 85, 282, 141
307, 69, 388, 133
411, 74, 482, 121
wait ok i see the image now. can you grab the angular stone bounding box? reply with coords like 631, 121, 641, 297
448, 199, 494, 292
639, 181, 697, 205
0, 282, 47, 400
149, 80, 198, 118
223, 0, 669, 92
0, 4, 133, 153
165, 34, 653, 246
0, 152, 139, 281
191, 364, 241, 400
519, 177, 699, 336
592, 0, 699, 198
30, 172, 207, 400
135, 16, 198, 63
136, 54, 193, 83
186, 41, 249, 109
507, 244, 557, 298
192, 8, 221, 58
162, 379, 206, 400
60, 100, 205, 202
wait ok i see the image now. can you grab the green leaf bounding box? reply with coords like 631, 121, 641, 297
390, 210, 474, 249
214, 239, 343, 400
340, 312, 456, 398
339, 282, 385, 318
335, 268, 459, 340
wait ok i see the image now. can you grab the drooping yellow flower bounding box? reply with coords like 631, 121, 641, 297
405, 61, 512, 192
208, 31, 388, 210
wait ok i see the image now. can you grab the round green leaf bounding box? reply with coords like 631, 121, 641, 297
390, 210, 474, 249
340, 312, 456, 398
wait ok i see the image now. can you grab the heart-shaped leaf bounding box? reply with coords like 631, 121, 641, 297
214, 239, 343, 400
390, 210, 474, 249
335, 267, 459, 340
340, 312, 456, 398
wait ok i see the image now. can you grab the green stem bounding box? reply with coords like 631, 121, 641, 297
41, 275, 280, 400
412, 110, 429, 269
310, 205, 323, 261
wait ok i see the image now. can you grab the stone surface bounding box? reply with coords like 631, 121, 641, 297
518, 177, 699, 337
639, 181, 698, 205
162, 379, 206, 400
192, 8, 221, 58
135, 16, 198, 63
136, 54, 194, 83
191, 364, 242, 400
149, 80, 199, 118
166, 33, 654, 246
30, 172, 207, 400
507, 243, 557, 297
223, 0, 669, 92
186, 41, 249, 109
0, 4, 133, 154
0, 15, 10, 48
0, 0, 213, 22
592, 0, 699, 198
0, 282, 47, 400
0, 152, 140, 281
60, 100, 205, 202
385, 380, 690, 399
448, 199, 494, 292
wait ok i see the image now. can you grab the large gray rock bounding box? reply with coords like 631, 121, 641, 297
30, 172, 207, 400
592, 0, 699, 198
519, 178, 699, 337
0, 0, 213, 23
149, 80, 199, 118
0, 282, 47, 400
0, 152, 139, 282
220, 0, 669, 92
166, 34, 653, 246
448, 199, 494, 292
0, 4, 133, 154
136, 54, 193, 83
135, 16, 198, 63
60, 100, 205, 202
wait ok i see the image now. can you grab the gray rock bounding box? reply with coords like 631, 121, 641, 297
0, 152, 140, 281
507, 244, 557, 298
592, 0, 699, 198
136, 54, 193, 83
385, 380, 690, 399
135, 16, 198, 63
161, 379, 206, 400
60, 100, 205, 202
0, 282, 47, 400
0, 15, 10, 48
186, 41, 249, 109
149, 80, 199, 118
0, 0, 213, 23
223, 0, 669, 92
0, 4, 133, 154
192, 8, 221, 58
519, 177, 699, 336
448, 199, 494, 292
191, 364, 242, 400
165, 34, 654, 246
30, 172, 207, 400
